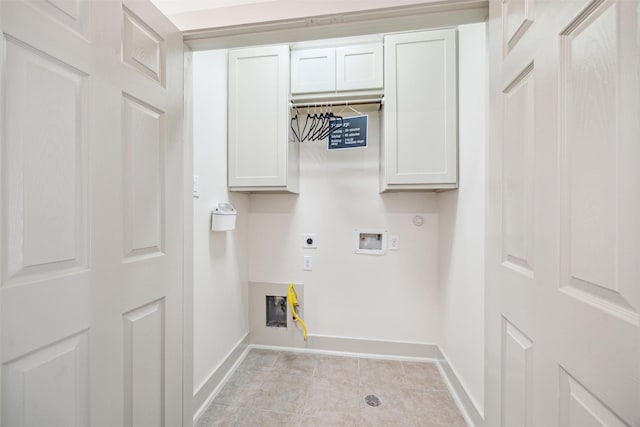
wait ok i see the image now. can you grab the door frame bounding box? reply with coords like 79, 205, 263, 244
182, 46, 195, 427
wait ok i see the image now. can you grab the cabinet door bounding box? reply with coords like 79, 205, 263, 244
336, 43, 383, 91
291, 47, 335, 94
228, 45, 291, 189
383, 29, 458, 189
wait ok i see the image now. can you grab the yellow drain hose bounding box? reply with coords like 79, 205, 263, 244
288, 282, 308, 341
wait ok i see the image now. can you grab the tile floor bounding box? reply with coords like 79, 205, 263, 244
196, 349, 468, 427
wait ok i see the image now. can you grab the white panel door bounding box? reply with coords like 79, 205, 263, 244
0, 1, 184, 426
487, 0, 639, 426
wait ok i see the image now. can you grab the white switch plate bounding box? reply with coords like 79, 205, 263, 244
389, 234, 400, 250
303, 255, 313, 271
302, 233, 317, 249
193, 175, 200, 198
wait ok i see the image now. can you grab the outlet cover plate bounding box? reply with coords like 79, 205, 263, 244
303, 255, 313, 271
389, 234, 400, 250
303, 233, 317, 249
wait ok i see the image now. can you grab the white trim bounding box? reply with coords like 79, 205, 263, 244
249, 343, 439, 363
438, 347, 485, 427
193, 333, 249, 395
436, 360, 477, 427
182, 47, 195, 427
192, 346, 250, 422
183, 2, 488, 50
305, 334, 440, 359
192, 333, 250, 423
308, 333, 438, 346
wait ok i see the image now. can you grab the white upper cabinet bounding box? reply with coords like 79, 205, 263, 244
228, 45, 299, 192
291, 48, 335, 93
381, 29, 458, 191
291, 43, 383, 95
336, 43, 383, 91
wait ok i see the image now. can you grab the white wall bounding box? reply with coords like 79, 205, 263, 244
192, 50, 249, 394
248, 111, 440, 344
437, 22, 486, 415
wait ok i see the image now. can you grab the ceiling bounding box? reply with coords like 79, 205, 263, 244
150, 0, 450, 31
150, 0, 275, 16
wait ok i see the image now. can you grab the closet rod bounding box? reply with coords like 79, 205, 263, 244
289, 98, 384, 108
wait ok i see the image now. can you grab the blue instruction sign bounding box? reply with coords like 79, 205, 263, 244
328, 115, 368, 150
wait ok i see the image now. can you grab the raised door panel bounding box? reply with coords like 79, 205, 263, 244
291, 47, 335, 94
122, 93, 165, 261
383, 29, 457, 189
560, 369, 630, 427
336, 43, 383, 91
123, 300, 165, 427
556, 2, 639, 419
2, 38, 88, 285
501, 319, 533, 427
502, 0, 535, 55
559, 0, 638, 325
502, 63, 535, 278
228, 45, 291, 189
25, 0, 90, 38
123, 6, 164, 85
3, 331, 89, 427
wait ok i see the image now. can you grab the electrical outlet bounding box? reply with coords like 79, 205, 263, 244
303, 255, 313, 271
389, 234, 400, 250
302, 233, 317, 249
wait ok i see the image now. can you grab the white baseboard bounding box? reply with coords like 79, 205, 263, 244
192, 334, 484, 427
437, 348, 484, 427
192, 334, 250, 424
305, 334, 440, 360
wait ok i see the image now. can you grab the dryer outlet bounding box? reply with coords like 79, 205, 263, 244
302, 233, 317, 249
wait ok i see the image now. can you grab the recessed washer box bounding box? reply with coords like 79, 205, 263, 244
354, 228, 387, 255
265, 295, 287, 328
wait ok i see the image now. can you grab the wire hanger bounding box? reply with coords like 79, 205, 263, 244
290, 106, 301, 142
310, 103, 329, 141
290, 97, 379, 143
339, 100, 363, 116
319, 104, 343, 140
